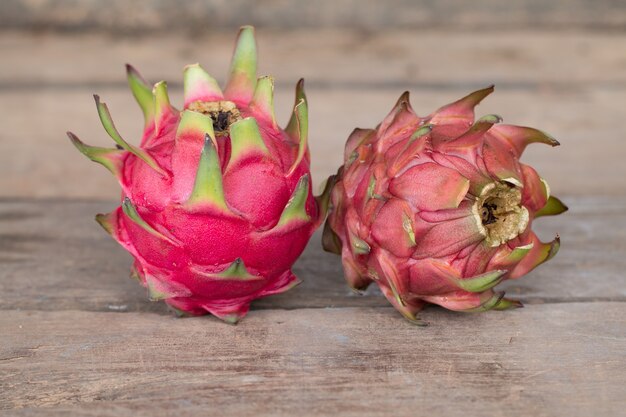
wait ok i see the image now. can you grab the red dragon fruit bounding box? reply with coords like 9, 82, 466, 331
68, 26, 331, 323
324, 87, 567, 324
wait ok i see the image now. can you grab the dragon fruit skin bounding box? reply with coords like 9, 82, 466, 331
324, 87, 567, 324
68, 27, 331, 323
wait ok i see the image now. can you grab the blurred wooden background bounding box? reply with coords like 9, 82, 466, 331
1, 1, 625, 416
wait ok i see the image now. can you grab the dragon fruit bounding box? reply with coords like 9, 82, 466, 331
324, 87, 567, 324
67, 26, 331, 323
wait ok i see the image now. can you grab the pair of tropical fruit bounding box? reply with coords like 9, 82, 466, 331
68, 26, 566, 325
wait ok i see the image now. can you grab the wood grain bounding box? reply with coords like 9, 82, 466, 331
3, 0, 626, 32
3, 31, 626, 86
2, 30, 626, 199
0, 197, 624, 315
1, 86, 625, 199
1, 28, 625, 416
1, 304, 625, 415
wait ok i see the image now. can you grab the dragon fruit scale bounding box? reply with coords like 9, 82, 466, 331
324, 87, 567, 324
67, 26, 332, 323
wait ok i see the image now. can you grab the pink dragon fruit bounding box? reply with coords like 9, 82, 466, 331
324, 87, 567, 324
68, 26, 331, 323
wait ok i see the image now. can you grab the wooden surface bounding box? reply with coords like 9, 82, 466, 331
2, 30, 626, 198
1, 25, 626, 416
2, 0, 625, 32
2, 305, 624, 416
0, 197, 624, 314
1, 200, 625, 414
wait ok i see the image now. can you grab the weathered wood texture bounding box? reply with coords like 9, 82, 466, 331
5, 31, 626, 85
1, 304, 625, 416
1, 197, 625, 414
2, 0, 625, 32
1, 31, 625, 198
0, 197, 624, 315
1, 26, 626, 416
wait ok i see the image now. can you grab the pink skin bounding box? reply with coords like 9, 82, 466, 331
68, 27, 330, 323
69, 27, 328, 323
105, 93, 319, 321
326, 86, 565, 322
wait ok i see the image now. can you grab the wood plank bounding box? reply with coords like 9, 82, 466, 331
3, 31, 626, 86
1, 86, 624, 199
1, 303, 624, 415
2, 0, 626, 32
0, 197, 623, 314
2, 31, 625, 199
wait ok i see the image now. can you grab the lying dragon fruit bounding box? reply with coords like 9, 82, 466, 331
68, 26, 330, 323
324, 87, 567, 324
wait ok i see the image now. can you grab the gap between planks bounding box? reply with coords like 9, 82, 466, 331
3, 80, 626, 92
1, 197, 625, 314
1, 303, 625, 416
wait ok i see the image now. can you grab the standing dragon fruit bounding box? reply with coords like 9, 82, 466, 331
68, 26, 331, 323
324, 87, 567, 324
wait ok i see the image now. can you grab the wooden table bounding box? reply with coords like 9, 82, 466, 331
1, 28, 625, 416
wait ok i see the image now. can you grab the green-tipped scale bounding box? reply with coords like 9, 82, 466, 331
324, 85, 566, 324
191, 258, 263, 282
121, 198, 180, 245
285, 78, 307, 139
186, 134, 231, 214
275, 174, 311, 228
94, 95, 166, 175
126, 64, 155, 126
67, 26, 330, 324
183, 63, 223, 106
153, 81, 176, 134
536, 196, 568, 217
250, 76, 277, 128
67, 132, 125, 180
227, 117, 270, 169
287, 98, 309, 176
225, 25, 257, 103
